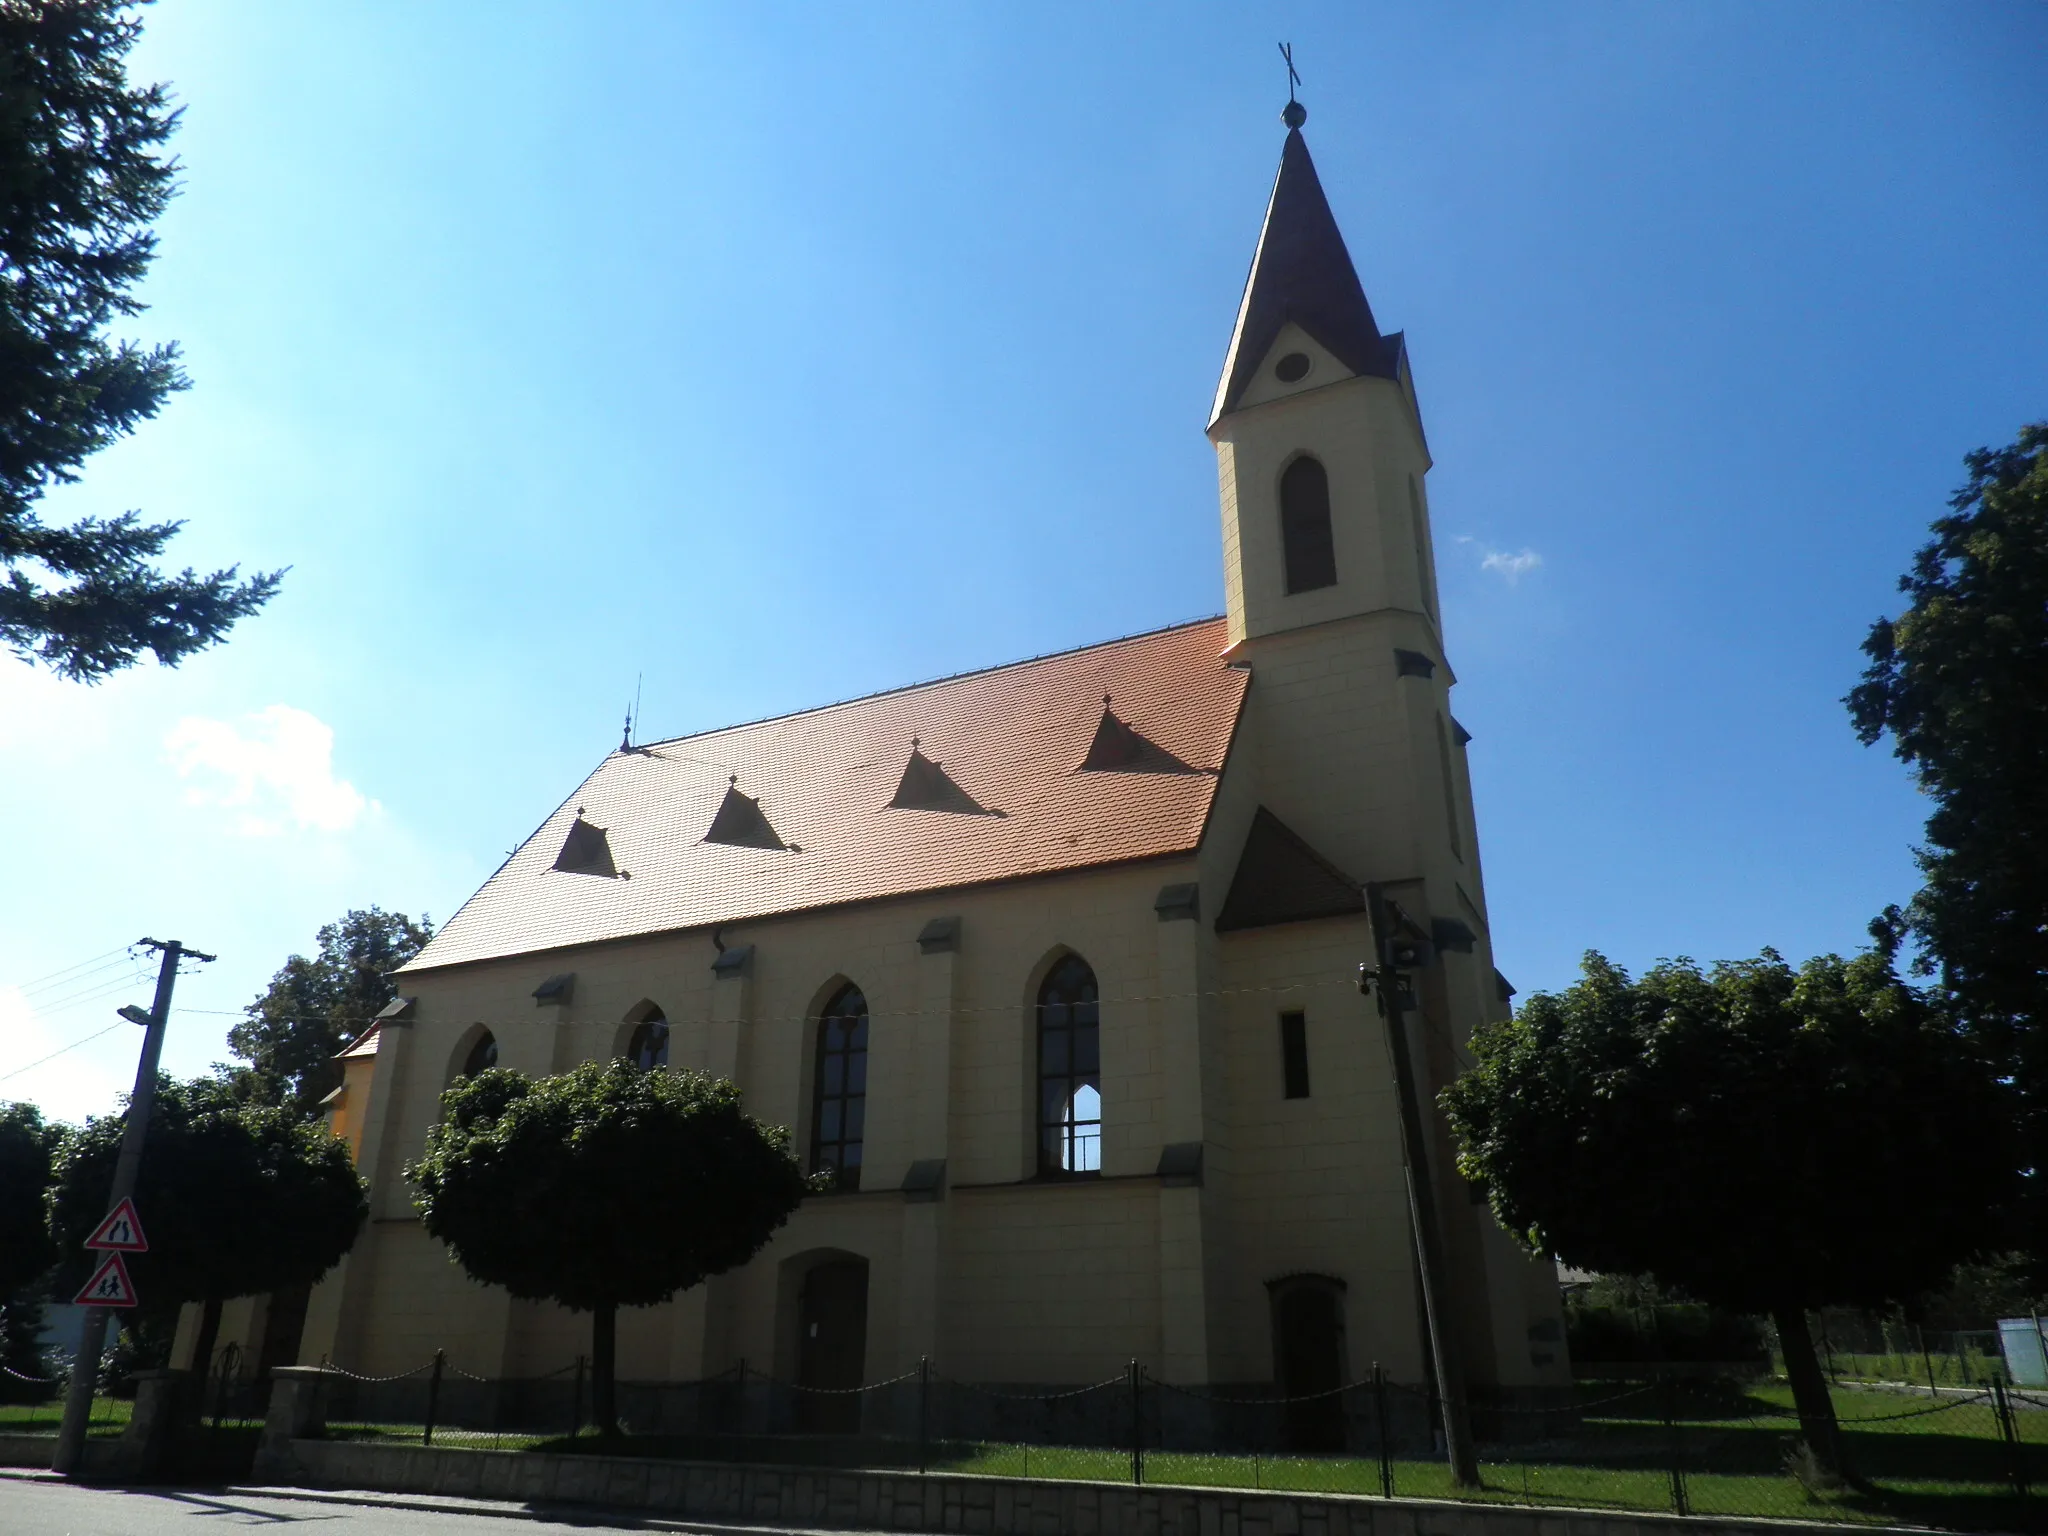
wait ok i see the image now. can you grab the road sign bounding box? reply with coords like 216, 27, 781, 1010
83, 1197, 147, 1253
72, 1253, 138, 1309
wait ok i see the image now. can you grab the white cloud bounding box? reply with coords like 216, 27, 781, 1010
1455, 536, 1544, 583
165, 705, 373, 835
1481, 547, 1543, 581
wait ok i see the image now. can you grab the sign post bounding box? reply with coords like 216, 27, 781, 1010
52, 939, 212, 1477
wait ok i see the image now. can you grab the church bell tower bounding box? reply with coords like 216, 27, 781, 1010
1209, 101, 1440, 654
1205, 97, 1500, 1026
1199, 98, 1555, 1393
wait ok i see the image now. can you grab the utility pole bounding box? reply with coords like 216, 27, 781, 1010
1358, 887, 1479, 1488
53, 938, 213, 1477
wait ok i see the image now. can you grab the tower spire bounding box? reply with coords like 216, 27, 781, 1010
1210, 97, 1400, 425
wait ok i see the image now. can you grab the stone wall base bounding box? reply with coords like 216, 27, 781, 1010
275, 1438, 1926, 1536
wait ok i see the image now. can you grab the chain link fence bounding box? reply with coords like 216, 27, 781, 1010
300, 1355, 2048, 1529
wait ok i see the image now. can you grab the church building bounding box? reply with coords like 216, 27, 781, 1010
279, 102, 1568, 1407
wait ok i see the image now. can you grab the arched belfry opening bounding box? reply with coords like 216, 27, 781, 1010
1279, 455, 1337, 594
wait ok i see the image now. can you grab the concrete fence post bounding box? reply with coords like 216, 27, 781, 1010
112, 1368, 192, 1482
253, 1366, 332, 1482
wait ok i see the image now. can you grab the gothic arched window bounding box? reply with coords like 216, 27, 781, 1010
810, 984, 868, 1191
1037, 955, 1101, 1176
1280, 455, 1337, 595
460, 1030, 497, 1078
626, 1010, 670, 1070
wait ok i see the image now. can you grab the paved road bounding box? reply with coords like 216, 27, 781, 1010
0, 1476, 867, 1536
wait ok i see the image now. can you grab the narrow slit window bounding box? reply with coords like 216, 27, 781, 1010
1280, 1011, 1311, 1099
1280, 456, 1337, 594
1436, 714, 1465, 862
1409, 474, 1437, 622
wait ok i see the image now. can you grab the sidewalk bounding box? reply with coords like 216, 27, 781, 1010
0, 1469, 889, 1535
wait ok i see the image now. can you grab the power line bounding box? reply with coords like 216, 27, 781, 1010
11, 952, 139, 1005
0, 1022, 124, 1086
170, 975, 1364, 1033
24, 970, 153, 1021
9, 945, 132, 996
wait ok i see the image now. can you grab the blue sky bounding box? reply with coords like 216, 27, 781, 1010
3, 2, 2043, 1123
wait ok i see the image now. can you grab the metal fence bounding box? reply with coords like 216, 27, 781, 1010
308, 1356, 2048, 1530
0, 1361, 129, 1437
1807, 1322, 2012, 1391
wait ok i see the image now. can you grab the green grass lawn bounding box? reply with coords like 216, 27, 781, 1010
311, 1381, 2046, 1532
0, 1396, 134, 1437
907, 1383, 2048, 1530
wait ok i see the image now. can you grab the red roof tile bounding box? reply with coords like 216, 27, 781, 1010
405, 619, 1247, 973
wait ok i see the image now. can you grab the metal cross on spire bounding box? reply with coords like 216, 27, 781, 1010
1278, 42, 1306, 128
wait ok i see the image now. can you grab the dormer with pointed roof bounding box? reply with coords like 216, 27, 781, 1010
1208, 101, 1441, 653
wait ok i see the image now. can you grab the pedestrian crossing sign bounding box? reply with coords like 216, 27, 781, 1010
72, 1252, 138, 1309
84, 1197, 148, 1253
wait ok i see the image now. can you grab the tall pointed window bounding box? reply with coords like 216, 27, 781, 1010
810, 985, 868, 1191
1037, 955, 1101, 1176
1280, 456, 1337, 594
459, 1031, 497, 1078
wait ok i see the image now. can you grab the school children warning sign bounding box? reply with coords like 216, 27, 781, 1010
72, 1252, 138, 1309
84, 1197, 147, 1253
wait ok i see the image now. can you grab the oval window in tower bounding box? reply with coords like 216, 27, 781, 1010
1275, 352, 1312, 383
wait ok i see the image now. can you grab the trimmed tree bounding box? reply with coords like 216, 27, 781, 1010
1848, 422, 2048, 1271
1442, 947, 2013, 1480
0, 0, 280, 679
50, 1076, 367, 1382
408, 1060, 811, 1436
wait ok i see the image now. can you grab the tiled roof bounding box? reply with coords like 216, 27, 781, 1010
336, 1025, 383, 1060
404, 619, 1248, 974
1211, 126, 1402, 426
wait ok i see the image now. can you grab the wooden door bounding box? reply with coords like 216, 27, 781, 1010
1273, 1282, 1348, 1451
797, 1259, 869, 1433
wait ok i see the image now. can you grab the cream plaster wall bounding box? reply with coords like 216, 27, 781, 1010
286, 293, 1565, 1400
